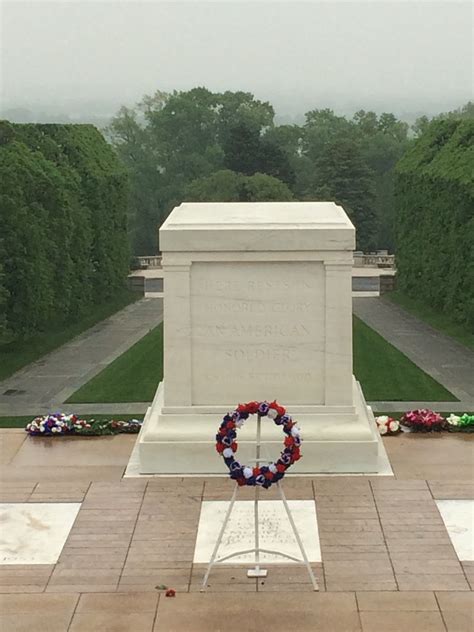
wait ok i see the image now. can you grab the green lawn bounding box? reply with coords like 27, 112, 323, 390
0, 414, 143, 429
386, 290, 474, 351
0, 289, 139, 381
66, 322, 164, 404
353, 316, 457, 401
66, 317, 456, 404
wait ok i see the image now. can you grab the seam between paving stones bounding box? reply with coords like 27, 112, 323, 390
43, 490, 87, 593
29, 481, 39, 501
369, 480, 399, 591
465, 563, 474, 591
311, 478, 326, 592
459, 561, 472, 589
433, 591, 450, 632
191, 481, 207, 592
353, 591, 364, 631
118, 482, 148, 590
152, 592, 162, 628
427, 480, 436, 500
66, 593, 81, 632
44, 564, 55, 593
430, 492, 466, 563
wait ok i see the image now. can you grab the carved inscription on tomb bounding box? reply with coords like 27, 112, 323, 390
190, 262, 325, 405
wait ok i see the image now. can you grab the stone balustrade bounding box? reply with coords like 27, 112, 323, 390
353, 252, 396, 268
136, 255, 162, 269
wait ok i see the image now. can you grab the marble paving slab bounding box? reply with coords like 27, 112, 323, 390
194, 500, 321, 564
436, 500, 474, 561
0, 503, 81, 564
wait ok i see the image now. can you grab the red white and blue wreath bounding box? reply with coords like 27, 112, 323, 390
215, 400, 302, 488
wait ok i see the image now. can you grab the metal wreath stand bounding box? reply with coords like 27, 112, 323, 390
201, 412, 318, 591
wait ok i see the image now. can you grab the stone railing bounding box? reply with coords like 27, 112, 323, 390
353, 252, 396, 268
135, 255, 162, 269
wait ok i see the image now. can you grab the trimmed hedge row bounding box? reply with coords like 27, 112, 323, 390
394, 118, 474, 328
0, 122, 129, 341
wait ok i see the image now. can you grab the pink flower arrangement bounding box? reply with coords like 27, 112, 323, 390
400, 409, 445, 432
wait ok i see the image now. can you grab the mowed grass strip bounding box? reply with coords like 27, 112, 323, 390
353, 316, 458, 401
0, 289, 139, 381
66, 318, 457, 404
66, 323, 163, 403
386, 290, 474, 351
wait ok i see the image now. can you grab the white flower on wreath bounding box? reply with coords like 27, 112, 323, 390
388, 420, 399, 433
447, 414, 460, 426
378, 424, 388, 435
375, 415, 389, 426
267, 409, 278, 420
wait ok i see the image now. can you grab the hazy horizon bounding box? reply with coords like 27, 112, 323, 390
1, 1, 472, 123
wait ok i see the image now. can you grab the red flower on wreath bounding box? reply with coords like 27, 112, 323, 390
269, 400, 286, 417
238, 401, 260, 414
292, 448, 301, 461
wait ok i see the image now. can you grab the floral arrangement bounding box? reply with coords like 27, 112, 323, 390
400, 409, 445, 432
373, 409, 474, 436
446, 413, 474, 433
375, 415, 401, 436
75, 418, 142, 436
25, 413, 142, 436
216, 400, 301, 488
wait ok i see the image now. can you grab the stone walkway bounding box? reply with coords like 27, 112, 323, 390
0, 298, 163, 415
353, 297, 474, 408
0, 431, 473, 630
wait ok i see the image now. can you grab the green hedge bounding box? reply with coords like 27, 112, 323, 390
0, 122, 129, 341
394, 118, 474, 328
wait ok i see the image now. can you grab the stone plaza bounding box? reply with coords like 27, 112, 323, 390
0, 201, 472, 631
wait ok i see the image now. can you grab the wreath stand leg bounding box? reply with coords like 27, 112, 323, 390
200, 413, 319, 592
247, 411, 267, 578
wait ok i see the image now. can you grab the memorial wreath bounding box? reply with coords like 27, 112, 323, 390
215, 400, 302, 488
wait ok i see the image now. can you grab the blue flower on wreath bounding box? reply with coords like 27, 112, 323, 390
258, 402, 270, 415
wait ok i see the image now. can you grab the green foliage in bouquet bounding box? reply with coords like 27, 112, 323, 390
75, 418, 142, 436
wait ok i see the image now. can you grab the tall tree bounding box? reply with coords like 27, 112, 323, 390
310, 138, 378, 251
185, 169, 293, 203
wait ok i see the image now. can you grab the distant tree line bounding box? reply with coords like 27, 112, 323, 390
395, 116, 474, 328
108, 88, 415, 255
0, 122, 129, 343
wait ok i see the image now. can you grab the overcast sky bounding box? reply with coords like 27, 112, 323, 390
1, 1, 472, 118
